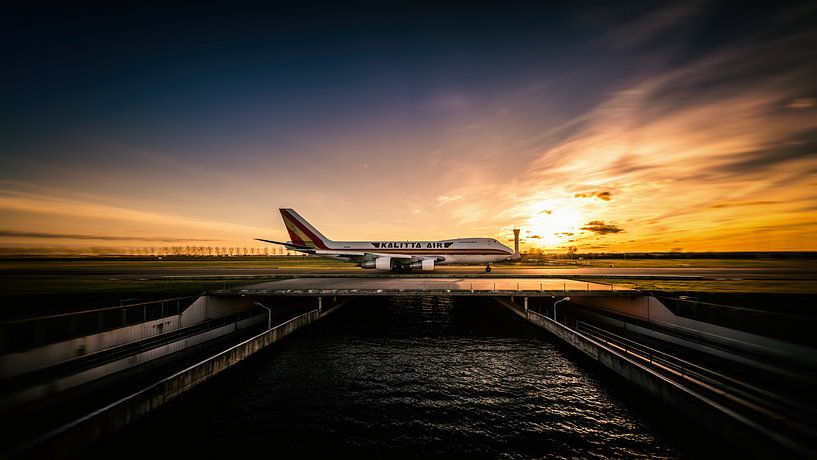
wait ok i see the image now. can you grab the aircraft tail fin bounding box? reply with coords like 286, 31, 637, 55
279, 208, 332, 249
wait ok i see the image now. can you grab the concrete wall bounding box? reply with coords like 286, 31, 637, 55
202, 295, 257, 320
9, 301, 346, 460
495, 298, 812, 460
0, 315, 266, 409
571, 295, 651, 321
2, 312, 188, 379
1, 295, 261, 379
575, 308, 814, 383
571, 295, 817, 370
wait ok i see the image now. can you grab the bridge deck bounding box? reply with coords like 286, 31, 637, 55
211, 277, 640, 297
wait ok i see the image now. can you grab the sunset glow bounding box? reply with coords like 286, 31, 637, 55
2, 3, 816, 253
519, 202, 584, 247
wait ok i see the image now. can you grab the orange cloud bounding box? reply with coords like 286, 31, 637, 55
787, 98, 815, 109
581, 221, 624, 235
0, 184, 272, 247
574, 191, 612, 201
0, 230, 218, 242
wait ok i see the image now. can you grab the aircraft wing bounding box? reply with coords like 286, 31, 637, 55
414, 255, 447, 262
386, 254, 447, 264
368, 252, 413, 259
313, 249, 366, 257
313, 251, 415, 260
256, 239, 368, 259
293, 248, 442, 264
254, 238, 314, 252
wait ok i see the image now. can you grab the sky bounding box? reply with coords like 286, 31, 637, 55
2, 1, 816, 253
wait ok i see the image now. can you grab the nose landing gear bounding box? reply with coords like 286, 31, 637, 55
485, 264, 492, 273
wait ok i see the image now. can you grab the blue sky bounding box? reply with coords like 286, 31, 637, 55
2, 1, 816, 252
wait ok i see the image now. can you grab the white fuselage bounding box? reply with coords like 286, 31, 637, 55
319, 237, 515, 265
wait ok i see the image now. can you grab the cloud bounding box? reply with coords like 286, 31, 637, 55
709, 201, 779, 209
0, 230, 218, 242
787, 98, 815, 109
597, 3, 702, 50
713, 130, 817, 177
5, 4, 817, 252
436, 194, 464, 204
0, 182, 273, 247
581, 221, 624, 235
529, 234, 542, 239
574, 191, 612, 201
480, 5, 817, 250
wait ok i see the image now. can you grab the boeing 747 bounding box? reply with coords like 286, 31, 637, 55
256, 208, 520, 272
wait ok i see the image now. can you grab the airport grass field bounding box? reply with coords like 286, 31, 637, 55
1, 256, 815, 320
576, 278, 817, 294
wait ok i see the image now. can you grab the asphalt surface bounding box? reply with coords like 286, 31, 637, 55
234, 277, 632, 293
81, 266, 817, 280
5, 262, 815, 279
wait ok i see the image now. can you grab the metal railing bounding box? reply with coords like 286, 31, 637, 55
225, 280, 630, 297
536, 308, 817, 442
1, 307, 267, 391
0, 296, 200, 353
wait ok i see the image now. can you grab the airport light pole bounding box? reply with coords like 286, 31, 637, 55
253, 302, 272, 330
553, 297, 571, 321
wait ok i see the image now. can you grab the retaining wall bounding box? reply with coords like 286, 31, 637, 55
496, 297, 812, 460
7, 301, 344, 460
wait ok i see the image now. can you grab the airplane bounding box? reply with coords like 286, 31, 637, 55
256, 208, 520, 272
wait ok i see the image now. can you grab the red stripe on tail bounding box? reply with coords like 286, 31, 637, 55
280, 209, 329, 249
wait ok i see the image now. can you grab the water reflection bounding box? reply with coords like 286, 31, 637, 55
86, 297, 682, 459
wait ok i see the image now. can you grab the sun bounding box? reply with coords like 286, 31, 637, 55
523, 205, 584, 247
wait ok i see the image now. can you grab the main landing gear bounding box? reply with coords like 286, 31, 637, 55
485, 264, 492, 273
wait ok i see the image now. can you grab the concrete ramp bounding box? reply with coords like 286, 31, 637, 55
215, 277, 636, 296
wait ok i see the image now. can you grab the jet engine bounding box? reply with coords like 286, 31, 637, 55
359, 257, 392, 270
410, 259, 435, 271
375, 257, 392, 271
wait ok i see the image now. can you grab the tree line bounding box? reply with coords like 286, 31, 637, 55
125, 246, 296, 256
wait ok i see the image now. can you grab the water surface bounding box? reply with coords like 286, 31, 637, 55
86, 297, 689, 459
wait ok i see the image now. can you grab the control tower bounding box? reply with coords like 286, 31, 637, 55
513, 228, 520, 255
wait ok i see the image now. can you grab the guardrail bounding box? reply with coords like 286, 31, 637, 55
0, 296, 200, 353
219, 281, 631, 297
1, 308, 268, 392
537, 308, 817, 448
3, 307, 328, 460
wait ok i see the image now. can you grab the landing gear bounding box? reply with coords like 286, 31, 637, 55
485, 264, 492, 273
